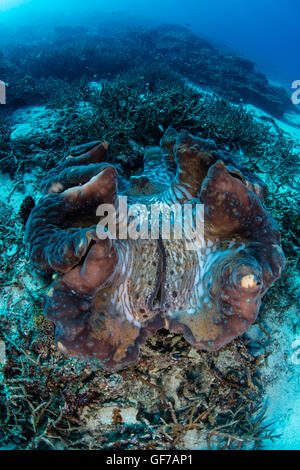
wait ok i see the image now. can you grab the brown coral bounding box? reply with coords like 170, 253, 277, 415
25, 129, 285, 370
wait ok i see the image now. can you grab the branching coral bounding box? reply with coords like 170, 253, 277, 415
25, 129, 285, 371
0, 112, 11, 158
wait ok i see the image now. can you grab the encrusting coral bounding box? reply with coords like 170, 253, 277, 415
25, 128, 285, 371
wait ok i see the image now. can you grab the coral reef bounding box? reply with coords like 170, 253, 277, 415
1, 174, 280, 450
25, 129, 285, 371
0, 20, 298, 451
1, 24, 292, 116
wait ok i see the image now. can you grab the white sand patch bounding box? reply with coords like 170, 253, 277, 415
188, 80, 300, 449
88, 81, 103, 94
261, 301, 300, 450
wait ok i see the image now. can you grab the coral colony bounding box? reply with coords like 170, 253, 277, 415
25, 128, 285, 371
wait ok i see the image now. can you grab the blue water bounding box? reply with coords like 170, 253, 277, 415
0, 0, 299, 87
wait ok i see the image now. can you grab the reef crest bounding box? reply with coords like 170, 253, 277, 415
25, 128, 285, 370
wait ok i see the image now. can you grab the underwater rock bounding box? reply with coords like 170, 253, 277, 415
25, 129, 285, 370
